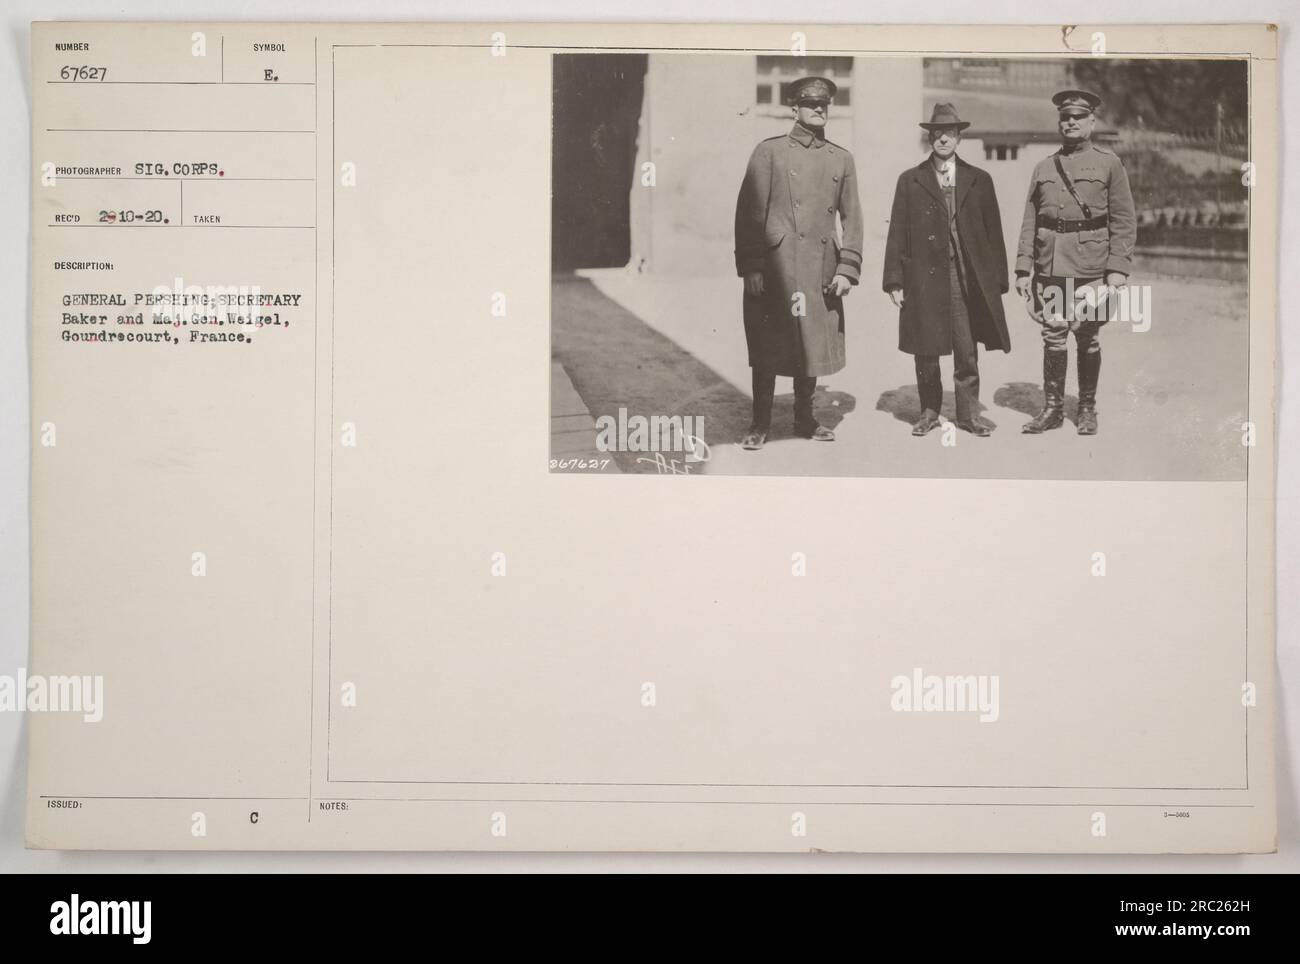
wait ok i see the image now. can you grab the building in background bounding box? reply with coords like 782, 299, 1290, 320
553, 54, 924, 280
552, 54, 1243, 283
923, 58, 1116, 261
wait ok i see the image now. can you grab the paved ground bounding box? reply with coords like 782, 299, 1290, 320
552, 268, 1249, 480
550, 361, 621, 473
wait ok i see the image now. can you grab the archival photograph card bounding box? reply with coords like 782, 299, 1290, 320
25, 21, 1277, 852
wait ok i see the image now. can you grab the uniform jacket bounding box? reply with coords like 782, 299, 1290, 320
881, 155, 1011, 356
1015, 142, 1137, 278
734, 122, 864, 378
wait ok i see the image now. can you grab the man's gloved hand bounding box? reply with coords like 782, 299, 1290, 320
744, 272, 765, 296
826, 274, 852, 298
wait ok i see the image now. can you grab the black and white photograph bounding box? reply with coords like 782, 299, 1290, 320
4, 7, 1289, 891
551, 53, 1250, 479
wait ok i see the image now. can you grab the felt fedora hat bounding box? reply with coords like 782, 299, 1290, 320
920, 103, 971, 130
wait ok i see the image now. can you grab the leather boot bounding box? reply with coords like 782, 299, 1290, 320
1022, 349, 1067, 434
1076, 347, 1100, 435
794, 376, 833, 441
742, 370, 775, 450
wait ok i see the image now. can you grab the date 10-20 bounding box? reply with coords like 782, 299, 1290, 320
98, 210, 166, 224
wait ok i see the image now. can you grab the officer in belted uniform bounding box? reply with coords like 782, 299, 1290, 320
1014, 89, 1136, 435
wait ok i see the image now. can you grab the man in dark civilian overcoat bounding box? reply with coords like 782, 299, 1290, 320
882, 103, 1011, 436
734, 76, 864, 451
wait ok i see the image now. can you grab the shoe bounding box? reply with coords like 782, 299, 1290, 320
741, 430, 767, 451
1076, 407, 1098, 435
912, 410, 942, 436
795, 420, 834, 441
956, 417, 994, 437
1022, 350, 1068, 434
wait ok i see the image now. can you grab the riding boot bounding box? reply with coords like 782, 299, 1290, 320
1076, 346, 1100, 435
1021, 349, 1067, 434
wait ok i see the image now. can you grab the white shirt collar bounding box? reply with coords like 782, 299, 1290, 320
931, 154, 956, 186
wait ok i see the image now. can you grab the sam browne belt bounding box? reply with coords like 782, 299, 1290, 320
1042, 154, 1107, 234
1036, 213, 1107, 233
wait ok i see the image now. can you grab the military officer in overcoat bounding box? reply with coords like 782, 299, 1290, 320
1015, 89, 1136, 436
734, 76, 864, 451
882, 103, 1011, 436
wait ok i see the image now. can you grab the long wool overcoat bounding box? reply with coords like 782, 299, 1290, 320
734, 123, 864, 378
881, 156, 1011, 357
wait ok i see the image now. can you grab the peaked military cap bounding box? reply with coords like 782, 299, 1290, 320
1052, 89, 1102, 116
787, 76, 837, 104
